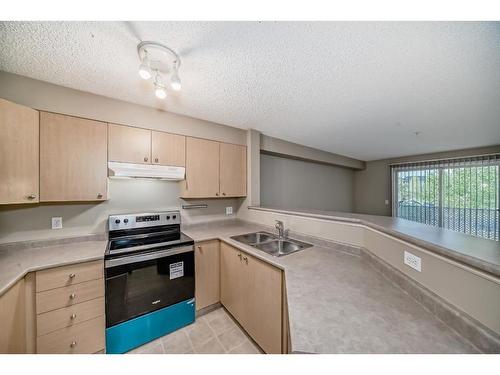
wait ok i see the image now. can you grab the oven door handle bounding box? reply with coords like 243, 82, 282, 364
105, 245, 193, 268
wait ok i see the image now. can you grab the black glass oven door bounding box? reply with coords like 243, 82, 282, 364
105, 246, 194, 328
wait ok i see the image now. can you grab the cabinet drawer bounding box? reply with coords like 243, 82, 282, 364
37, 297, 104, 336
36, 260, 103, 292
37, 316, 105, 354
36, 279, 104, 314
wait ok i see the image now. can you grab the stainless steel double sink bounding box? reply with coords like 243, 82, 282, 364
230, 231, 313, 257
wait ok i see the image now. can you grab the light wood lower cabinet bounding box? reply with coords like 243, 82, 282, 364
35, 261, 105, 354
40, 112, 108, 202
0, 98, 40, 205
36, 315, 105, 354
195, 240, 220, 311
220, 242, 283, 354
0, 278, 27, 353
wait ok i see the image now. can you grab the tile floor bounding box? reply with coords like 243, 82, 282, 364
127, 307, 263, 354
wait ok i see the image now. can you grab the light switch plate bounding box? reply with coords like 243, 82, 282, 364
225, 206, 233, 215
385, 199, 389, 205
51, 217, 63, 229
404, 251, 421, 272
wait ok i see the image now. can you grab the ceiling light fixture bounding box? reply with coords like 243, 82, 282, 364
137, 41, 182, 100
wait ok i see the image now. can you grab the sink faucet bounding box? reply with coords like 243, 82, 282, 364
275, 220, 285, 239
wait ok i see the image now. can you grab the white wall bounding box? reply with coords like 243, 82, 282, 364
260, 153, 355, 212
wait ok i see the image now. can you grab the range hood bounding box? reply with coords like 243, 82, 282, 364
108, 162, 185, 180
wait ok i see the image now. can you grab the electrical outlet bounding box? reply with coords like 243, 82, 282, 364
385, 199, 389, 205
51, 217, 63, 229
225, 206, 233, 215
404, 251, 421, 272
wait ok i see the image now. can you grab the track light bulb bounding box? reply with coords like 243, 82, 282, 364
154, 71, 167, 99
138, 54, 152, 80
155, 85, 167, 99
170, 62, 181, 91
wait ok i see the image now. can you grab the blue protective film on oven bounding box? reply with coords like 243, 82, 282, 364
105, 298, 195, 354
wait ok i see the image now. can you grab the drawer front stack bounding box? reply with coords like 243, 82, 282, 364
35, 260, 105, 354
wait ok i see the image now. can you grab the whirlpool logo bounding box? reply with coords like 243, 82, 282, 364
152, 299, 161, 305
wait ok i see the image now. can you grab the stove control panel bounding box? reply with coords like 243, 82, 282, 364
108, 211, 181, 231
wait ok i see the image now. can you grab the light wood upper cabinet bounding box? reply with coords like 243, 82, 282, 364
152, 131, 186, 167
220, 242, 283, 353
195, 240, 220, 311
108, 123, 151, 164
0, 98, 39, 205
181, 137, 220, 198
181, 137, 247, 199
220, 143, 247, 197
40, 112, 108, 202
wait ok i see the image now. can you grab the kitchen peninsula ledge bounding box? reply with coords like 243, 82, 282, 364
182, 219, 479, 353
248, 206, 500, 278
0, 236, 107, 297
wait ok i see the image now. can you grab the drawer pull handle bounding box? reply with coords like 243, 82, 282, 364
70, 313, 77, 320
237, 253, 242, 259
69, 293, 76, 300
69, 273, 76, 279
70, 341, 77, 348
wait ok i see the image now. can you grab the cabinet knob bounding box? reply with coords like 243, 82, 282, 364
70, 313, 77, 320
197, 246, 202, 251
243, 256, 248, 264
69, 293, 76, 300
97, 193, 103, 199
154, 157, 159, 163
69, 273, 76, 279
237, 253, 242, 259
222, 192, 226, 196
70, 341, 77, 348
215, 192, 219, 196
144, 156, 149, 162
27, 194, 37, 200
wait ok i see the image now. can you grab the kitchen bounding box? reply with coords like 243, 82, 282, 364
1, 8, 500, 374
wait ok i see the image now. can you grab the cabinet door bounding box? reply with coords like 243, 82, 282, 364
0, 279, 26, 353
220, 242, 246, 325
40, 112, 108, 202
0, 99, 39, 204
108, 123, 151, 164
219, 143, 247, 197
151, 131, 186, 167
245, 253, 282, 354
195, 240, 220, 310
181, 137, 220, 198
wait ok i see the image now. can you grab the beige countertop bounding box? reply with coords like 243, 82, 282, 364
249, 206, 500, 277
182, 219, 478, 353
0, 219, 480, 353
0, 236, 107, 296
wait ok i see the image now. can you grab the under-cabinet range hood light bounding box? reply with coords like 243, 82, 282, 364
108, 162, 185, 180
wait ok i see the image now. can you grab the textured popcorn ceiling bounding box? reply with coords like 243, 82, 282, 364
0, 21, 499, 161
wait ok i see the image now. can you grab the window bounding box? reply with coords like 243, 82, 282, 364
392, 155, 500, 241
